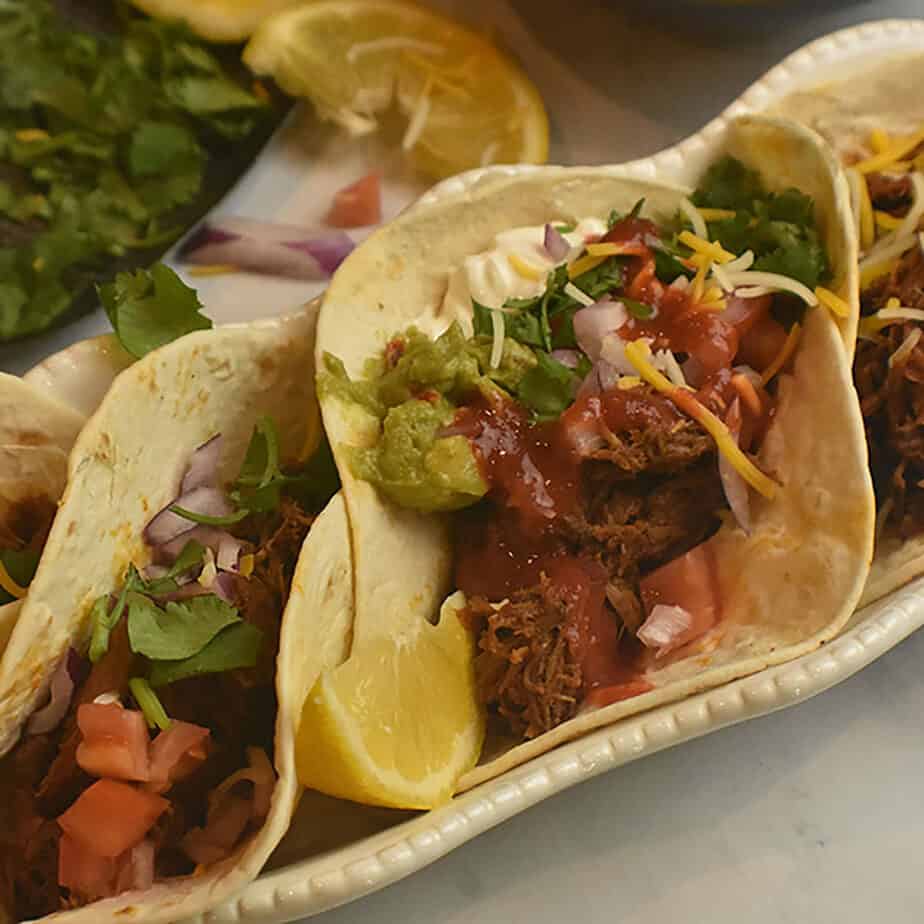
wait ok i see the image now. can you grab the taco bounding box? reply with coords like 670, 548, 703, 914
0, 310, 352, 922
774, 56, 924, 604
311, 114, 874, 802
0, 376, 88, 652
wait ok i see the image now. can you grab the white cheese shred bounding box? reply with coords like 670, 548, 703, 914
889, 327, 922, 368
564, 282, 595, 306
489, 308, 504, 369
679, 197, 708, 239
723, 271, 818, 306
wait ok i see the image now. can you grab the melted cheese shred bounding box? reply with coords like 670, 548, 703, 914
854, 126, 924, 174
760, 322, 802, 387
0, 560, 27, 600
624, 340, 777, 499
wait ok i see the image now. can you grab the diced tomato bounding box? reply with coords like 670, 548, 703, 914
737, 314, 788, 371
147, 721, 210, 792
76, 703, 150, 782
325, 172, 381, 228
58, 833, 116, 900
58, 780, 168, 859
640, 541, 720, 650
723, 293, 773, 339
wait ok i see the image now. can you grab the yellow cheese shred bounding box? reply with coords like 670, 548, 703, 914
0, 560, 27, 600
567, 253, 607, 279
185, 264, 240, 277
696, 208, 737, 222
860, 256, 899, 290
854, 126, 924, 175
239, 554, 255, 578
677, 231, 736, 264
869, 129, 892, 154
875, 210, 904, 232
14, 129, 50, 143
856, 171, 876, 251
624, 340, 777, 499
760, 322, 801, 387
507, 253, 545, 281
814, 286, 850, 319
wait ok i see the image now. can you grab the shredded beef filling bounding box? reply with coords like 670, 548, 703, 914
0, 497, 313, 919
856, 248, 924, 536
866, 172, 913, 214
463, 415, 724, 739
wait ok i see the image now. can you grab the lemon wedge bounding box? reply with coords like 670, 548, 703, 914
243, 0, 549, 178
296, 591, 484, 809
129, 0, 301, 42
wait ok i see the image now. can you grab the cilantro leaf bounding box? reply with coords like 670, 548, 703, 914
128, 122, 198, 178
517, 351, 579, 420
127, 592, 241, 661
99, 263, 212, 358
229, 416, 288, 513
622, 298, 656, 320
472, 299, 544, 349
129, 677, 171, 731
139, 540, 205, 595
692, 157, 764, 210
148, 621, 263, 688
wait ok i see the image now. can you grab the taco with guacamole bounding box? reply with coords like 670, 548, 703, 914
309, 114, 874, 802
775, 56, 924, 604
0, 309, 352, 922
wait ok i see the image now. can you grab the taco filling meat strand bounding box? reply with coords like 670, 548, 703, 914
325, 157, 836, 742
0, 419, 332, 918
850, 138, 924, 539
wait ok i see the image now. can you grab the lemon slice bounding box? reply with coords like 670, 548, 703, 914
129, 0, 302, 42
243, 0, 549, 178
296, 591, 484, 809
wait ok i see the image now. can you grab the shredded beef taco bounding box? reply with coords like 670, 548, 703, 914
774, 56, 924, 605
0, 310, 352, 922
312, 114, 873, 800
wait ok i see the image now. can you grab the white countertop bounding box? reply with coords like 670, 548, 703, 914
5, 1, 924, 921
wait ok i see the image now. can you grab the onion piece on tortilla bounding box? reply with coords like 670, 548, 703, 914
718, 398, 751, 533
181, 435, 223, 493
573, 299, 628, 361
26, 648, 86, 736
637, 604, 693, 657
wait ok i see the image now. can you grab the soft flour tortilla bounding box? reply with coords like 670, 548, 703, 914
773, 57, 924, 606
0, 306, 354, 924
316, 114, 875, 789
0, 375, 87, 658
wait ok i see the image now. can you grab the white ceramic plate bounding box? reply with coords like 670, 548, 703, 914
20, 17, 924, 924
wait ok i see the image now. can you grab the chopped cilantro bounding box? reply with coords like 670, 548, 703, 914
0, 0, 273, 339
129, 677, 172, 731
148, 621, 263, 688
622, 298, 656, 320
168, 504, 249, 527
554, 223, 576, 233
127, 593, 241, 661
607, 198, 646, 230
140, 540, 206, 595
690, 156, 829, 289
472, 300, 545, 349
517, 350, 579, 420
99, 263, 212, 358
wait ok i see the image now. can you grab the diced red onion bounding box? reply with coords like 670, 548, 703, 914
145, 486, 234, 547
143, 564, 170, 582
543, 223, 570, 262
550, 349, 581, 369
216, 535, 246, 573
27, 648, 85, 736
718, 398, 751, 533
637, 605, 693, 657
179, 217, 354, 280
155, 526, 228, 565
181, 434, 223, 493
573, 299, 628, 362
211, 572, 237, 605
127, 840, 155, 893
153, 583, 211, 603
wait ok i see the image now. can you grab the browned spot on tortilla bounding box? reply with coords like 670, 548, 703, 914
0, 495, 56, 551
8, 430, 50, 448
66, 521, 76, 537
258, 353, 277, 377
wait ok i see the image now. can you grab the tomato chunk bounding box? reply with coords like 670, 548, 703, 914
640, 541, 720, 650
723, 293, 773, 339
58, 833, 116, 900
58, 780, 167, 859
326, 172, 381, 228
76, 703, 150, 782
737, 314, 788, 372
148, 721, 210, 792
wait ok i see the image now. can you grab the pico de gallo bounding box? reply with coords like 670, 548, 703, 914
324, 157, 842, 741
847, 128, 924, 541
0, 419, 337, 918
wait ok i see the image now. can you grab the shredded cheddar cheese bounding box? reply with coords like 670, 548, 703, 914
507, 253, 545, 281
875, 209, 904, 232
585, 241, 648, 258
731, 374, 762, 417
814, 286, 850, 319
860, 256, 899, 290
696, 208, 736, 222
854, 126, 924, 175
616, 375, 642, 390
677, 231, 736, 265
567, 253, 607, 279
855, 170, 875, 250
624, 340, 777, 499
186, 264, 239, 277
870, 128, 892, 154
239, 554, 255, 578
14, 128, 49, 143
760, 322, 801, 387
0, 560, 27, 600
